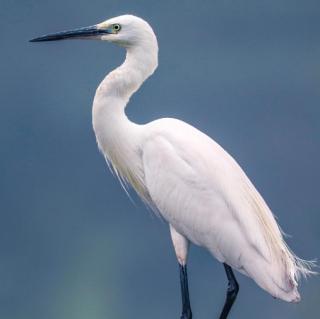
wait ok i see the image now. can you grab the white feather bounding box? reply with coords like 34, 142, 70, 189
91, 14, 315, 303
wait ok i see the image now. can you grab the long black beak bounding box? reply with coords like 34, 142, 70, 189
29, 25, 109, 42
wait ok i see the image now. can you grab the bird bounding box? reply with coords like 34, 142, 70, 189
30, 14, 315, 319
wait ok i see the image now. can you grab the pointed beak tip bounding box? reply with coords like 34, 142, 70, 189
29, 36, 48, 43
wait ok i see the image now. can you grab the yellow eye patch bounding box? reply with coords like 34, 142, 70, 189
97, 22, 121, 34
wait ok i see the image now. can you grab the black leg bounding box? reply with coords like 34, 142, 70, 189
219, 263, 239, 319
179, 264, 192, 319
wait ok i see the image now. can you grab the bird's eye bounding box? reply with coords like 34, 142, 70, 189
112, 24, 121, 32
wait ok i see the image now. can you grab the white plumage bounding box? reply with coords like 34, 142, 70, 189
91, 15, 313, 302
31, 14, 315, 314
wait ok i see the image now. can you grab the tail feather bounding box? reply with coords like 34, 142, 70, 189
271, 247, 317, 302
292, 255, 317, 281
242, 174, 317, 299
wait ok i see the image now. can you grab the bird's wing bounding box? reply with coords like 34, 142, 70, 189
141, 118, 300, 300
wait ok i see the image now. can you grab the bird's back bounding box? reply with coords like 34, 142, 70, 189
140, 118, 312, 302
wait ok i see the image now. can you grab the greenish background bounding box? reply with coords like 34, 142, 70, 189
1, 0, 319, 318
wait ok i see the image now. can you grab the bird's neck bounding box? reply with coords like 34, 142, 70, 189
93, 39, 158, 120
92, 39, 158, 168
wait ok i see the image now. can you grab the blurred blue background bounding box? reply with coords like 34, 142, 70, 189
1, 0, 319, 318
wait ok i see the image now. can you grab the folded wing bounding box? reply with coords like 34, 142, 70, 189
141, 118, 311, 302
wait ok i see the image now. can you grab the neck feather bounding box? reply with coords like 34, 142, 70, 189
94, 37, 158, 113
92, 39, 158, 201
92, 37, 158, 182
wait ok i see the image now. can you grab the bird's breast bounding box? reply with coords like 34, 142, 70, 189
92, 96, 150, 202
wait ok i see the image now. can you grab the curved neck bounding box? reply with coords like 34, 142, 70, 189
94, 38, 158, 117
92, 33, 158, 201
92, 37, 158, 152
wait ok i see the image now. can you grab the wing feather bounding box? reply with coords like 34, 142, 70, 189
141, 118, 314, 301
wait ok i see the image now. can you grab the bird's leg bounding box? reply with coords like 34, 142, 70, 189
219, 263, 239, 319
169, 225, 192, 319
179, 263, 192, 319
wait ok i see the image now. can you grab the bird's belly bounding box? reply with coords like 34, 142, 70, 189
153, 190, 245, 267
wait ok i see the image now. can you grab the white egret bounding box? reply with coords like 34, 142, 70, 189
30, 14, 315, 319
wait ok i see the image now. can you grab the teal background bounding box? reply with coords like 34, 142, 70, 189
1, 0, 319, 318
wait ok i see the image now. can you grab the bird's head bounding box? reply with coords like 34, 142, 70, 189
30, 14, 157, 49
